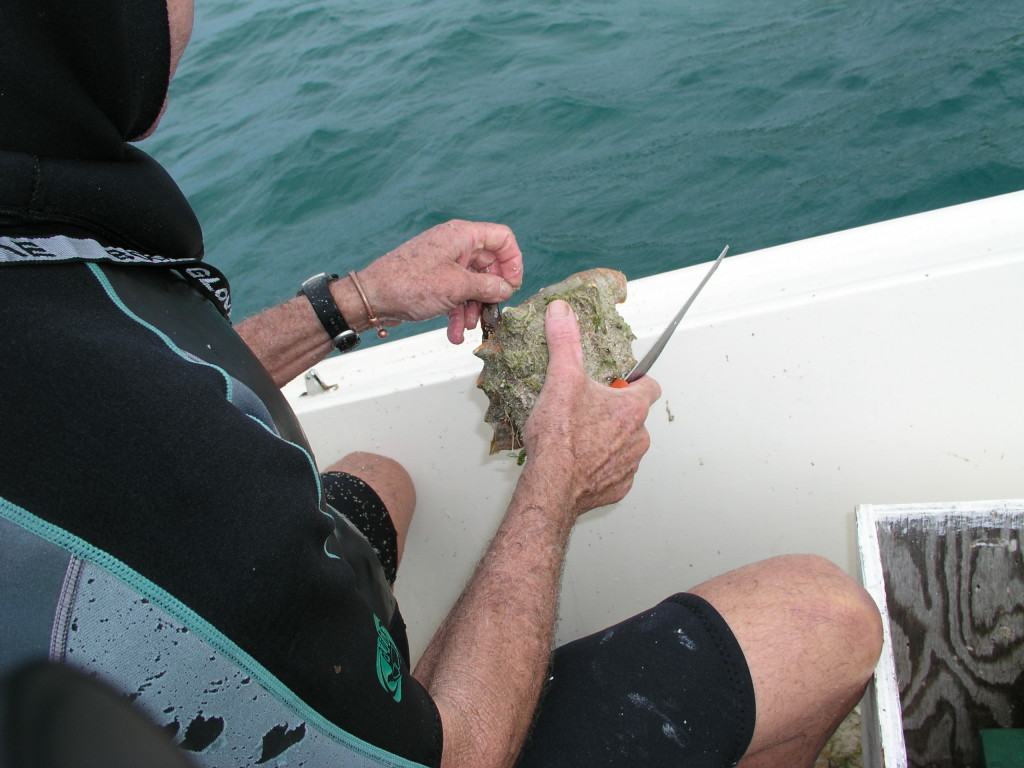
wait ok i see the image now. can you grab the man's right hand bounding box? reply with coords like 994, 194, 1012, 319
416, 299, 660, 768
522, 299, 661, 518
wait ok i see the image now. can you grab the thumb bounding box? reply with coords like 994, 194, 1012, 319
544, 300, 584, 374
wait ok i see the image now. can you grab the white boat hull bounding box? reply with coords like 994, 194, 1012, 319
286, 191, 1024, 660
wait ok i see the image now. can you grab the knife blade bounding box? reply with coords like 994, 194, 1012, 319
481, 301, 502, 339
611, 245, 729, 388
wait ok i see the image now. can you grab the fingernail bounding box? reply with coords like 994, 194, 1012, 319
547, 299, 570, 317
499, 279, 514, 299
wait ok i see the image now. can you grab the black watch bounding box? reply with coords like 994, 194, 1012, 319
298, 272, 361, 353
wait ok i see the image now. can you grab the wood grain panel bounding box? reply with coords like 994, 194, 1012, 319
875, 507, 1024, 768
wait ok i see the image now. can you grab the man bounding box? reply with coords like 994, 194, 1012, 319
0, 1, 882, 766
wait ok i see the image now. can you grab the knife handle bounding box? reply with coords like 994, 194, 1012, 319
610, 378, 629, 389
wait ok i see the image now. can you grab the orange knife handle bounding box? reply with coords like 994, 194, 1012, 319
610, 378, 629, 389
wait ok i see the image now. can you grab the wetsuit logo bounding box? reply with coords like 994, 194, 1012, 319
374, 615, 403, 702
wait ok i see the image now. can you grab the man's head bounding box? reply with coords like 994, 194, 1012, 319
0, 0, 206, 262
0, 0, 185, 158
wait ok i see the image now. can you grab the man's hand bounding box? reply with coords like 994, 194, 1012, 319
356, 220, 524, 344
414, 298, 660, 768
523, 299, 661, 517
237, 220, 521, 384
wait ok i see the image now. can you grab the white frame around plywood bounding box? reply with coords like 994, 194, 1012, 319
857, 503, 909, 768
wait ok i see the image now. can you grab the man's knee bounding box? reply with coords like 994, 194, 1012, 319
325, 451, 416, 558
327, 451, 414, 505
764, 553, 883, 677
693, 553, 883, 683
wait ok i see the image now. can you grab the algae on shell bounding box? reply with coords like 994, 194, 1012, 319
474, 268, 636, 454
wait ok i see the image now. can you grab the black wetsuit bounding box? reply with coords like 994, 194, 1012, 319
0, 2, 441, 766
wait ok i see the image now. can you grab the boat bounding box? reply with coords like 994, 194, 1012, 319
284, 189, 1024, 664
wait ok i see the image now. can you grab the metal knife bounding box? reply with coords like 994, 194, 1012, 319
611, 245, 729, 388
481, 301, 502, 339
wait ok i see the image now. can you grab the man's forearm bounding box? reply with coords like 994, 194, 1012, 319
413, 466, 576, 768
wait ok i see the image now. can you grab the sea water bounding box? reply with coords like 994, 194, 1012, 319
143, 0, 1024, 339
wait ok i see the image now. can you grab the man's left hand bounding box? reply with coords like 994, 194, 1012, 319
356, 220, 524, 344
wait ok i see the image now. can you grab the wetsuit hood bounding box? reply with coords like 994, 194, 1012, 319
0, 0, 204, 261
0, 0, 171, 160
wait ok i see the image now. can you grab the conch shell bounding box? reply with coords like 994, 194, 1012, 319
474, 268, 635, 454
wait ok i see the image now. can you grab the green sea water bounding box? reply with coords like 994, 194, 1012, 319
143, 0, 1024, 341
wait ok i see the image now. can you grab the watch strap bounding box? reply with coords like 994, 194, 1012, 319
299, 272, 361, 353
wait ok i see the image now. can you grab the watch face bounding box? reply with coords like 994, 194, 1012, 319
333, 329, 361, 353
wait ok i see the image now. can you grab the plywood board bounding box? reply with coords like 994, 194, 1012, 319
858, 501, 1024, 768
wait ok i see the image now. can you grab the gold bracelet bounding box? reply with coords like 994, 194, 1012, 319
348, 271, 388, 339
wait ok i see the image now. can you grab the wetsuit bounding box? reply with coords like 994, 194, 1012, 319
0, 2, 440, 766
